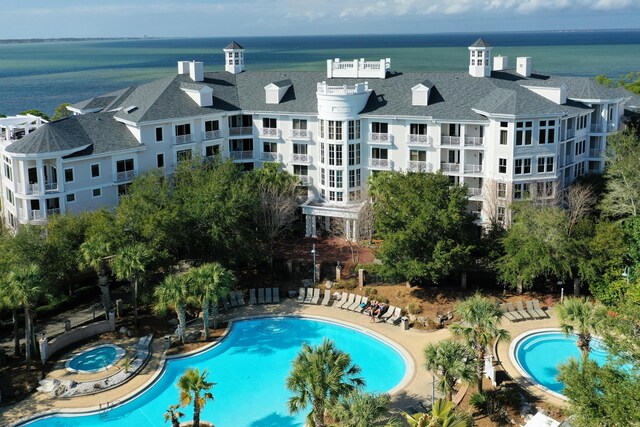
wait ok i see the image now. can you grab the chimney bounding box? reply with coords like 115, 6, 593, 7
493, 56, 508, 71
177, 61, 190, 75
516, 57, 531, 77
189, 61, 204, 82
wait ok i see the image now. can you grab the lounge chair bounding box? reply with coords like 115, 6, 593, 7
356, 296, 368, 313
380, 305, 396, 322
297, 287, 306, 303
258, 288, 265, 304
499, 303, 519, 322
347, 295, 362, 311
387, 307, 403, 324
236, 291, 246, 306
333, 292, 347, 308
339, 293, 355, 309
304, 288, 314, 304
311, 288, 320, 304
532, 300, 549, 318
222, 294, 232, 310
249, 288, 257, 305
272, 288, 280, 303
321, 289, 331, 306
516, 300, 533, 320
525, 300, 544, 319
229, 292, 239, 307
506, 302, 524, 321
265, 288, 273, 303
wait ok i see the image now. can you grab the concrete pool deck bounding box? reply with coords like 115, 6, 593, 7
0, 297, 564, 426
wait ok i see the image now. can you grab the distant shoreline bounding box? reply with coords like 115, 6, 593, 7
0, 37, 153, 45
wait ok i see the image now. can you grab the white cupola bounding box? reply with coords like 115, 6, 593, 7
468, 38, 493, 78
223, 41, 245, 74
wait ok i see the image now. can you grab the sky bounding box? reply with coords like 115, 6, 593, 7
1, 0, 640, 39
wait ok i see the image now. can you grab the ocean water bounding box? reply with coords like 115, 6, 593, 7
2, 30, 640, 116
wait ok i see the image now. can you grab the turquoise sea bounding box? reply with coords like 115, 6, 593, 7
1, 30, 640, 116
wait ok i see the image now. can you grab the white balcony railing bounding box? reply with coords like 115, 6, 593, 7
290, 129, 310, 139
175, 134, 194, 145
464, 137, 484, 147
468, 187, 482, 196
369, 158, 391, 169
46, 208, 61, 216
368, 133, 391, 144
44, 182, 58, 192
115, 170, 135, 182
589, 148, 602, 157
229, 127, 253, 136
608, 122, 617, 132
317, 82, 369, 96
203, 130, 222, 140
297, 175, 312, 186
261, 152, 282, 162
590, 123, 604, 133
291, 153, 312, 164
28, 211, 45, 222
440, 163, 460, 172
261, 128, 280, 138
407, 134, 431, 145
26, 183, 41, 195
230, 150, 254, 160
407, 161, 432, 173
441, 136, 461, 146
464, 164, 483, 174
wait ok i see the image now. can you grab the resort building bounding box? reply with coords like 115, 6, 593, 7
1, 40, 638, 234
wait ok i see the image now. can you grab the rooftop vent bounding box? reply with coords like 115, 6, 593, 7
517, 57, 532, 78
189, 61, 204, 82
124, 105, 138, 114
493, 56, 508, 71
178, 61, 190, 75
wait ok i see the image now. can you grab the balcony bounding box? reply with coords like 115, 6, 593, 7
261, 152, 282, 162
368, 133, 391, 145
588, 148, 603, 158
115, 170, 135, 182
261, 128, 281, 139
290, 153, 312, 164
407, 134, 431, 146
297, 175, 313, 186
590, 123, 605, 133
440, 136, 461, 146
440, 163, 460, 173
407, 161, 432, 173
369, 158, 392, 170
45, 182, 58, 192
464, 137, 484, 147
317, 82, 369, 96
26, 210, 46, 223
608, 122, 617, 132
561, 128, 576, 140
175, 134, 194, 145
229, 126, 253, 136
203, 130, 222, 141
468, 187, 482, 197
26, 182, 58, 195
464, 164, 483, 174
230, 150, 254, 160
290, 129, 311, 140
46, 208, 61, 216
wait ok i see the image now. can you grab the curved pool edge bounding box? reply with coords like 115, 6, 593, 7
13, 313, 415, 427
508, 328, 568, 401
64, 344, 126, 374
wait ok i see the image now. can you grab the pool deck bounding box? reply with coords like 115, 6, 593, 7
0, 297, 565, 426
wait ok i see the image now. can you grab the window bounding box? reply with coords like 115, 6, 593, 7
177, 149, 192, 162
515, 121, 533, 146
329, 170, 335, 187
348, 120, 360, 139
329, 144, 342, 166
320, 143, 325, 164
500, 121, 508, 128
262, 118, 277, 129
536, 181, 555, 198
205, 120, 219, 132
410, 123, 427, 135
348, 169, 361, 188
5, 187, 13, 206
577, 115, 587, 130
293, 165, 308, 177
500, 130, 508, 145
371, 148, 388, 159
328, 121, 342, 140
538, 120, 555, 144
497, 182, 506, 198
348, 143, 361, 166
116, 159, 134, 173
319, 119, 325, 139
293, 144, 307, 155
66, 193, 75, 203
155, 127, 163, 142
514, 183, 530, 200
515, 159, 522, 175
91, 164, 100, 178
497, 206, 506, 223
293, 119, 307, 130
117, 184, 130, 196
263, 141, 277, 154
575, 140, 586, 156
92, 188, 102, 198
448, 123, 459, 136
157, 153, 165, 168
336, 170, 343, 188
230, 138, 253, 152
175, 123, 191, 136
205, 145, 220, 157
3, 163, 12, 181
410, 150, 427, 161
523, 158, 531, 174
575, 162, 585, 178
320, 168, 325, 186
64, 168, 74, 182
499, 158, 507, 174
537, 156, 554, 173
372, 122, 388, 134
228, 115, 252, 129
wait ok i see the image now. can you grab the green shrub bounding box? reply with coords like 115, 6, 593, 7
469, 392, 487, 412
365, 287, 378, 297
407, 302, 421, 315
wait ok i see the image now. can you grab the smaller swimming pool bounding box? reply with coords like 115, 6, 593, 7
66, 344, 125, 373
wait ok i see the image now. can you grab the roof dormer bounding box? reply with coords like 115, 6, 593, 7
180, 83, 213, 107
411, 80, 433, 106
522, 82, 568, 105
265, 79, 292, 104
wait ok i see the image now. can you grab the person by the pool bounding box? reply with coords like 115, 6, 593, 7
372, 303, 388, 322
363, 300, 378, 316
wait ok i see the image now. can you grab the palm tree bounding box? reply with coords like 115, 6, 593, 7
164, 404, 184, 427
423, 340, 477, 401
404, 399, 471, 427
328, 390, 399, 427
450, 294, 510, 393
111, 243, 152, 326
558, 297, 606, 360
8, 264, 46, 370
155, 274, 191, 344
178, 368, 215, 427
287, 339, 365, 427
0, 275, 21, 356
189, 263, 234, 339
79, 236, 113, 319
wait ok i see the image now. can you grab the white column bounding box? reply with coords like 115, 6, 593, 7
352, 219, 358, 241
56, 158, 63, 193
35, 159, 44, 195
311, 215, 317, 238
305, 215, 312, 237
345, 218, 351, 241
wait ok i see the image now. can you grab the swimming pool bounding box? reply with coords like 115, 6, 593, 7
511, 329, 609, 398
22, 316, 411, 427
66, 344, 126, 373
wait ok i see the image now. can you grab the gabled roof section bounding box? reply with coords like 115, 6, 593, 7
269, 79, 293, 88
69, 87, 135, 113
225, 41, 244, 50
470, 38, 490, 48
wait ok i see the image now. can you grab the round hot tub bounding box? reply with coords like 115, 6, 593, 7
65, 344, 125, 373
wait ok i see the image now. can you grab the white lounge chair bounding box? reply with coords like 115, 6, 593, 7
333, 292, 348, 308
347, 295, 362, 311
532, 300, 549, 318
297, 287, 306, 303
356, 296, 368, 313
379, 305, 396, 322
311, 288, 320, 304
340, 293, 355, 309
235, 291, 245, 306
506, 302, 524, 321
321, 289, 331, 306
499, 303, 518, 322
387, 307, 403, 324
258, 288, 265, 304
222, 294, 232, 310
525, 300, 543, 319
272, 288, 280, 303
249, 289, 257, 305
265, 287, 273, 303
304, 288, 314, 304
229, 292, 239, 307
516, 300, 533, 320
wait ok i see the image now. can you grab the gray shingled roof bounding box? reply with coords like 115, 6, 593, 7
470, 38, 490, 48
225, 41, 244, 50
70, 87, 134, 112
271, 79, 293, 88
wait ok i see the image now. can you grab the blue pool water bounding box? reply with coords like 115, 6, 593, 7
24, 317, 408, 427
514, 331, 609, 395
68, 346, 118, 373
